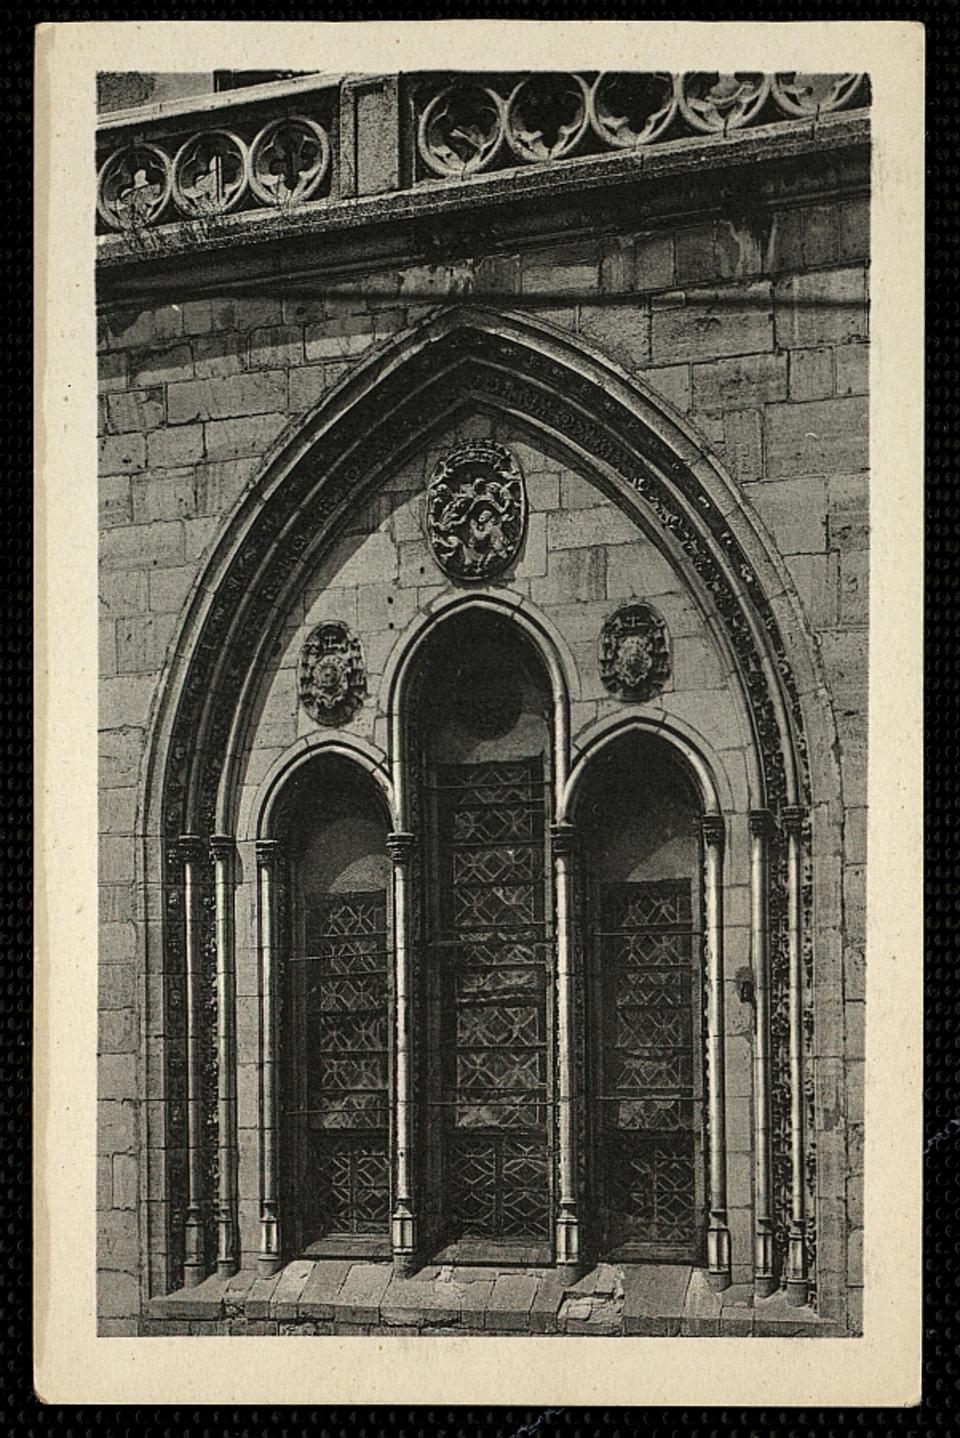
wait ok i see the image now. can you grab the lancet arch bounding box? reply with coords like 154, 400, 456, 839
142, 303, 837, 1303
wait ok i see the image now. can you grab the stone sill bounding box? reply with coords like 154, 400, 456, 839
144, 1259, 850, 1337
96, 111, 870, 275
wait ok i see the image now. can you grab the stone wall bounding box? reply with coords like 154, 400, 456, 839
98, 198, 869, 1333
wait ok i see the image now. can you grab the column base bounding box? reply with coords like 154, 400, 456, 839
216, 1259, 239, 1280
391, 1202, 417, 1276
785, 1277, 810, 1307
706, 1220, 731, 1290
555, 1211, 581, 1270
257, 1254, 283, 1278
754, 1275, 779, 1299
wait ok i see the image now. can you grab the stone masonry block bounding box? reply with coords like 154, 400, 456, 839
99, 475, 131, 529
99, 1098, 136, 1155
676, 224, 718, 285
745, 477, 828, 556
835, 343, 869, 396
99, 1052, 137, 1100
522, 242, 599, 295
204, 413, 289, 462
106, 388, 165, 435
195, 457, 258, 517
100, 674, 162, 729
146, 424, 204, 470
633, 231, 675, 292
99, 570, 148, 619
98, 1270, 140, 1320
828, 473, 869, 551
131, 469, 197, 525
101, 305, 183, 351
193, 332, 244, 378
100, 521, 183, 572
99, 784, 137, 834
98, 1208, 139, 1270
209, 296, 282, 332
167, 371, 286, 426
764, 397, 868, 480
547, 505, 637, 550
247, 325, 304, 370
641, 364, 690, 413
531, 548, 606, 606
839, 197, 870, 261
578, 304, 650, 370
692, 354, 787, 412
819, 630, 868, 707
651, 282, 773, 364
765, 208, 804, 272
116, 612, 178, 675
99, 962, 136, 1011
304, 315, 380, 362
605, 540, 678, 599
774, 269, 868, 349
147, 566, 193, 616
720, 409, 764, 483
98, 351, 128, 392
287, 364, 328, 412
130, 343, 194, 389
112, 1153, 139, 1210
803, 205, 841, 266
715, 218, 762, 278
99, 728, 145, 789
99, 433, 146, 476
789, 347, 835, 402
840, 550, 869, 625
786, 552, 840, 630
98, 1006, 135, 1056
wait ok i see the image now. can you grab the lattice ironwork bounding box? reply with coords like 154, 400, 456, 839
431, 758, 551, 1243
289, 889, 390, 1240
597, 878, 700, 1254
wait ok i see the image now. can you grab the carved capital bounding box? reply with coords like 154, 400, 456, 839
701, 813, 726, 849
550, 821, 578, 858
177, 833, 205, 867
748, 808, 775, 841
782, 805, 806, 838
256, 837, 282, 868
209, 833, 236, 864
386, 831, 416, 866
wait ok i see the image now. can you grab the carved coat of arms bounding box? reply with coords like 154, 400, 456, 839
599, 603, 670, 701
425, 440, 527, 580
298, 622, 366, 726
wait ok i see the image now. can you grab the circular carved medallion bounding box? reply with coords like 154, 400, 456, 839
678, 73, 771, 133
426, 441, 527, 581
298, 622, 366, 726
599, 604, 670, 702
772, 73, 865, 117
97, 142, 173, 230
249, 117, 331, 206
172, 130, 249, 217
589, 72, 678, 149
417, 83, 505, 177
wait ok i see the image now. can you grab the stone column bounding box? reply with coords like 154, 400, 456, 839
387, 831, 417, 1274
551, 820, 581, 1273
256, 839, 282, 1276
749, 810, 777, 1297
210, 833, 239, 1279
783, 805, 810, 1305
702, 813, 731, 1290
179, 834, 206, 1287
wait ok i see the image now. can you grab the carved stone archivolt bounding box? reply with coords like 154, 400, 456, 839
425, 440, 527, 581
298, 622, 366, 726
599, 603, 670, 702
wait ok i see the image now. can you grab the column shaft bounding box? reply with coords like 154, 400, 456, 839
211, 834, 238, 1278
749, 811, 776, 1297
552, 821, 580, 1272
387, 832, 416, 1273
179, 835, 206, 1287
703, 813, 731, 1289
784, 806, 809, 1305
257, 839, 281, 1276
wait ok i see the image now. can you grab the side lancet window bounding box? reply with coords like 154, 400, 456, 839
276, 758, 393, 1258
576, 732, 706, 1264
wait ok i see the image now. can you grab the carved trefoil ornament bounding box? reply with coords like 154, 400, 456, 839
599, 603, 670, 701
298, 622, 366, 726
425, 440, 527, 581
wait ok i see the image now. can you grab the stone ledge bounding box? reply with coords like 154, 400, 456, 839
144, 1260, 852, 1337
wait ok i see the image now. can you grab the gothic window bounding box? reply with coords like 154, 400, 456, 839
576, 732, 706, 1264
411, 612, 556, 1264
277, 757, 393, 1258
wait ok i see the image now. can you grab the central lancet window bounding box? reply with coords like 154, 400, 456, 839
409, 611, 556, 1264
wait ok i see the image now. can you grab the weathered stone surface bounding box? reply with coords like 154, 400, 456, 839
146, 425, 204, 471
765, 396, 868, 480
106, 388, 165, 435
774, 269, 868, 348
651, 282, 773, 364
99, 433, 146, 476
789, 347, 835, 402
692, 353, 787, 412
131, 469, 197, 525
578, 304, 650, 370
167, 371, 287, 425
203, 412, 288, 461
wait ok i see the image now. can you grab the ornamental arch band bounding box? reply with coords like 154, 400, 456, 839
96, 69, 869, 1338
